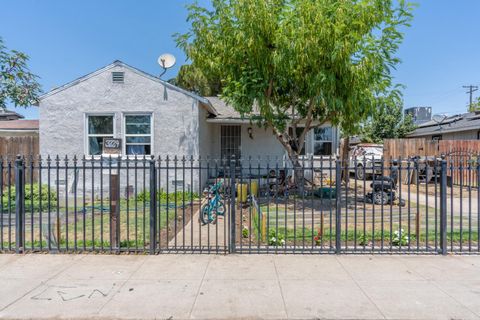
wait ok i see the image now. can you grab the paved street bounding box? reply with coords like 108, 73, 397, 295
0, 253, 479, 319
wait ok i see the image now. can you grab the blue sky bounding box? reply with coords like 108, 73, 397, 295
1, 0, 479, 119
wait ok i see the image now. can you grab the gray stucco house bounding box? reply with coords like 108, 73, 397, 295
39, 60, 339, 161
38, 61, 338, 193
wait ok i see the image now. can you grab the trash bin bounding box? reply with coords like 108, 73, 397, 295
314, 187, 336, 199
237, 183, 248, 202
250, 180, 259, 197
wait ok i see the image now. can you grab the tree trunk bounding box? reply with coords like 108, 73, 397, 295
271, 129, 310, 194
282, 140, 306, 194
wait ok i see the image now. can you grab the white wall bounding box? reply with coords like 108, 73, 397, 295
39, 64, 201, 158
39, 63, 206, 193
207, 123, 286, 160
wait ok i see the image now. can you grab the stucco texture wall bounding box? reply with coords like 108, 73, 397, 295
39, 63, 207, 194
39, 64, 201, 158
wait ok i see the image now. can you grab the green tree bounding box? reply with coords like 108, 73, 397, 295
360, 103, 416, 143
175, 0, 414, 166
0, 37, 41, 109
169, 64, 221, 96
468, 97, 480, 112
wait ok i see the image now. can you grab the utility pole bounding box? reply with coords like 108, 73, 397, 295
463, 85, 478, 111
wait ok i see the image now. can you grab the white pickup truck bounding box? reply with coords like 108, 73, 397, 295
349, 144, 384, 180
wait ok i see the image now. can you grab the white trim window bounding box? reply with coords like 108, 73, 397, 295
312, 127, 333, 156
86, 115, 115, 155
123, 114, 152, 155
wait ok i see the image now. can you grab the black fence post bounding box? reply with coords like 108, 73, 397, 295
15, 155, 25, 254
335, 157, 342, 254
149, 158, 157, 254
230, 158, 236, 253
116, 157, 121, 252
440, 156, 448, 255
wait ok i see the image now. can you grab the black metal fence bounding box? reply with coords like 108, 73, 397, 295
0, 154, 478, 254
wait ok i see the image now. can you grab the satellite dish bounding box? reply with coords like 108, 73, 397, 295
432, 114, 447, 124
158, 53, 176, 69
157, 53, 176, 101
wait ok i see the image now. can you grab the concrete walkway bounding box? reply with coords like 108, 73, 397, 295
168, 210, 228, 249
0, 254, 479, 320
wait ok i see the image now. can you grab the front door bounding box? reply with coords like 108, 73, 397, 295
220, 125, 241, 160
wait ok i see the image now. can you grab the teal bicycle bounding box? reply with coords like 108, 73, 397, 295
200, 181, 225, 225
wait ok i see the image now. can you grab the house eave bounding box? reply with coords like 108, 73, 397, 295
0, 129, 39, 133
205, 118, 252, 124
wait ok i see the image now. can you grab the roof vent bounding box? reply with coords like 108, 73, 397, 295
112, 72, 124, 83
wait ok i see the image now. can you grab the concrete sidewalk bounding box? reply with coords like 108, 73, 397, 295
0, 254, 479, 320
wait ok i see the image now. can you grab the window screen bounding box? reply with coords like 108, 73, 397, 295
313, 127, 333, 156
124, 115, 152, 155
87, 115, 114, 155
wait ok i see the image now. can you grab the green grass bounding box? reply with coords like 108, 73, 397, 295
1, 239, 147, 251
1, 202, 196, 251
260, 227, 478, 246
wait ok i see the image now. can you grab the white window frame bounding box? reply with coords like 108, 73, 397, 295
84, 113, 116, 157
311, 126, 334, 156
122, 112, 154, 157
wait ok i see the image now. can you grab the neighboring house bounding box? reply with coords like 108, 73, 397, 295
0, 108, 25, 121
408, 111, 480, 141
0, 108, 39, 137
38, 60, 338, 192
0, 109, 39, 158
0, 119, 39, 137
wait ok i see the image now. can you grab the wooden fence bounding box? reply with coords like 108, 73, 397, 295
383, 139, 479, 188
0, 135, 39, 187
383, 139, 439, 164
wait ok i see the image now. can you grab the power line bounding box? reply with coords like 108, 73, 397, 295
463, 85, 479, 110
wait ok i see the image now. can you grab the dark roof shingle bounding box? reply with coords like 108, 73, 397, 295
408, 112, 480, 137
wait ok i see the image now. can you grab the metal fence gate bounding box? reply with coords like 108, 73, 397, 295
1, 155, 479, 254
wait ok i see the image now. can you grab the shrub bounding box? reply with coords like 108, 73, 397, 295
268, 230, 285, 246
358, 233, 369, 246
242, 226, 249, 238
392, 229, 409, 246
1, 184, 57, 212
135, 189, 199, 203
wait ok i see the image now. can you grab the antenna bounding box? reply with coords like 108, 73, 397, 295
432, 114, 447, 124
157, 53, 176, 78
432, 114, 448, 130
157, 53, 176, 101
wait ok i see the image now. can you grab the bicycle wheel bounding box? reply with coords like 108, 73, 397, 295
216, 201, 225, 216
200, 204, 211, 225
